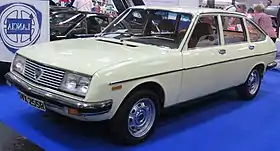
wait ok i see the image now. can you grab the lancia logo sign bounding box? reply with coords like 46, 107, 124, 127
0, 3, 42, 53
34, 68, 42, 80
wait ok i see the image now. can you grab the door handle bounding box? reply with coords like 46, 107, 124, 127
249, 45, 255, 50
218, 49, 226, 55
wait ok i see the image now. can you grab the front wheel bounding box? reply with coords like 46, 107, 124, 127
109, 90, 160, 145
236, 68, 262, 100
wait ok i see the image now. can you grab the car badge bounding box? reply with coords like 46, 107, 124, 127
34, 68, 43, 80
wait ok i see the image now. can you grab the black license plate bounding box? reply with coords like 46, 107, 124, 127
19, 92, 46, 112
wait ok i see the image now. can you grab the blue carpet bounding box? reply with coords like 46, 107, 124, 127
0, 71, 280, 151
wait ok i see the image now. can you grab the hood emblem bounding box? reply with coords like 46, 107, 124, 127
34, 68, 43, 80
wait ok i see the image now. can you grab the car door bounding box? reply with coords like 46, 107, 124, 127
178, 14, 226, 102
215, 15, 256, 89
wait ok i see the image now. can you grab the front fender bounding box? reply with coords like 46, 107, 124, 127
85, 52, 183, 119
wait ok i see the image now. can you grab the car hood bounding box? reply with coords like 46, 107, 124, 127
18, 38, 165, 75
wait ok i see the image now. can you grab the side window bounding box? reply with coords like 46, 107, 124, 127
188, 15, 220, 49
86, 16, 103, 34
70, 19, 87, 35
221, 16, 247, 44
246, 20, 266, 42
94, 17, 109, 27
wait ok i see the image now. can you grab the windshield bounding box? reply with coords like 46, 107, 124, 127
50, 12, 84, 36
101, 8, 193, 49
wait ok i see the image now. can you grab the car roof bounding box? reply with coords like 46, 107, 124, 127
130, 5, 246, 16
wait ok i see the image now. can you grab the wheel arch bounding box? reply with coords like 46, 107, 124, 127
124, 81, 166, 108
252, 62, 266, 77
241, 62, 266, 85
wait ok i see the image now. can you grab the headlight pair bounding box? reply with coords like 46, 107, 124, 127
60, 73, 91, 97
12, 55, 91, 97
12, 55, 26, 74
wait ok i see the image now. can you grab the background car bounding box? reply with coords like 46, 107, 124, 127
264, 5, 280, 17
50, 10, 113, 41
264, 6, 279, 33
50, 5, 74, 15
49, 0, 57, 6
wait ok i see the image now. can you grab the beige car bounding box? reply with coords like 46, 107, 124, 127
5, 6, 277, 145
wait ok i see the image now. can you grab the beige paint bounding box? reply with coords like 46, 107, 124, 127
13, 6, 277, 121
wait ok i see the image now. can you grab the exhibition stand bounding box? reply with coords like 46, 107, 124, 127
0, 0, 280, 150
0, 71, 280, 151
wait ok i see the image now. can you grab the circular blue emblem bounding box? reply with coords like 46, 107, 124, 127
0, 3, 42, 53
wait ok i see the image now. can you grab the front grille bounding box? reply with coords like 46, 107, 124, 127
23, 59, 65, 89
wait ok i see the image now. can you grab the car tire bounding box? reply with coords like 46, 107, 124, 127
236, 68, 262, 100
109, 90, 160, 145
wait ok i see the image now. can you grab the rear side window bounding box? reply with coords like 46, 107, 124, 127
221, 16, 247, 45
245, 20, 266, 42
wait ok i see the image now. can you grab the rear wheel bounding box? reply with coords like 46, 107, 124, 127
110, 90, 160, 145
236, 68, 262, 100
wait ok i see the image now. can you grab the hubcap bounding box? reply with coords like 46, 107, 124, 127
128, 98, 156, 138
247, 70, 260, 95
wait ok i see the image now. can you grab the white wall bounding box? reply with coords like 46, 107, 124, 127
178, 0, 199, 7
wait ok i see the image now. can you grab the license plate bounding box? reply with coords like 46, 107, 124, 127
19, 92, 46, 112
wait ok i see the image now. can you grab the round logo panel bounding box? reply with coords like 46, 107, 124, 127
0, 3, 42, 53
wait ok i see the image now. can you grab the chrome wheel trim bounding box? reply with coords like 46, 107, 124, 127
128, 98, 156, 138
247, 70, 260, 95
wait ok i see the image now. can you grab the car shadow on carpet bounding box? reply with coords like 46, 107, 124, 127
13, 89, 257, 150
0, 77, 5, 85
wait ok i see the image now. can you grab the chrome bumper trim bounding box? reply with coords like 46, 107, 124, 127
5, 72, 112, 115
267, 61, 277, 70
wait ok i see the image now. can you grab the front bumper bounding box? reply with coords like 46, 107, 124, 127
5, 72, 113, 121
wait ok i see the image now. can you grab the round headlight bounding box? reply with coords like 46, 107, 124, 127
79, 85, 89, 94
66, 80, 77, 90
65, 74, 77, 90
15, 62, 24, 70
77, 77, 90, 93
12, 55, 26, 74
60, 72, 91, 96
